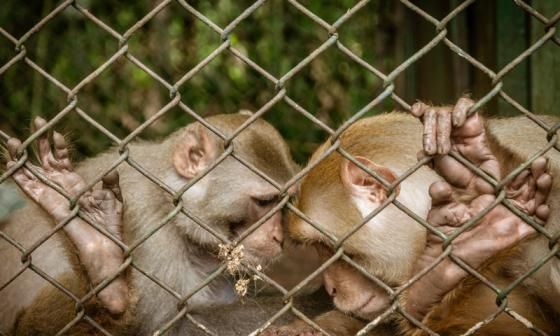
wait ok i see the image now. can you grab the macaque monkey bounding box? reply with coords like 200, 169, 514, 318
265, 98, 559, 335
0, 114, 324, 335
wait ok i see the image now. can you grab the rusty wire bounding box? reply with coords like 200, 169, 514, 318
0, 1, 559, 335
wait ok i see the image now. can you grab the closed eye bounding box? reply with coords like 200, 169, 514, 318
252, 194, 279, 208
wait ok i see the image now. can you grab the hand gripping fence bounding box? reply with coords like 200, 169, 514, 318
1, 1, 559, 335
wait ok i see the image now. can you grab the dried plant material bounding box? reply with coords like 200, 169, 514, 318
218, 244, 262, 299
235, 278, 250, 298
218, 243, 245, 275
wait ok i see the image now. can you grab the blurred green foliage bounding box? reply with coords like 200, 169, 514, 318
3, 1, 559, 164
0, 1, 398, 163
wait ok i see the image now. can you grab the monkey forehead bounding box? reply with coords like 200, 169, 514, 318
206, 114, 298, 184
288, 185, 363, 243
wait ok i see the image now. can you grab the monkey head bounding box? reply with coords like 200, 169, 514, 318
170, 114, 298, 267
289, 131, 433, 320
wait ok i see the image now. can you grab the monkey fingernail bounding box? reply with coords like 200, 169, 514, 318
424, 143, 436, 156
411, 102, 426, 117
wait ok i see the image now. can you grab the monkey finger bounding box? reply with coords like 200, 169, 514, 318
102, 171, 123, 202
433, 155, 475, 190
526, 175, 537, 203
524, 199, 536, 215
452, 96, 474, 127
423, 107, 437, 155
530, 157, 547, 178
34, 117, 54, 171
411, 101, 428, 118
6, 137, 22, 161
536, 205, 550, 222
482, 155, 501, 177
436, 107, 452, 155
534, 173, 553, 211
53, 131, 73, 170
507, 170, 531, 192
429, 181, 454, 206
473, 175, 495, 196
452, 111, 485, 141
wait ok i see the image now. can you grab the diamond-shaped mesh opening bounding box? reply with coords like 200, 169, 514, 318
177, 52, 278, 117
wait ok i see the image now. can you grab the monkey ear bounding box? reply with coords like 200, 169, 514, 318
173, 126, 219, 180
341, 156, 399, 203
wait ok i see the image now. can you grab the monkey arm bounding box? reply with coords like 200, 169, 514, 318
405, 98, 553, 323
5, 117, 129, 315
407, 99, 553, 321
14, 271, 137, 336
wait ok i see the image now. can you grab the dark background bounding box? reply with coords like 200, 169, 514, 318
1, 0, 558, 164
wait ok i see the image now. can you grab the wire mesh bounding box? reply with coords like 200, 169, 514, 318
0, 1, 559, 335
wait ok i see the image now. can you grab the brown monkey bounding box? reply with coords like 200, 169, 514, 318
0, 114, 325, 335
265, 98, 558, 335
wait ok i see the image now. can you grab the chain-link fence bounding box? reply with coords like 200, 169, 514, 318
1, 0, 559, 335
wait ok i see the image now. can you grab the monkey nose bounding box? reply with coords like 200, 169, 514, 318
326, 284, 337, 297
272, 225, 284, 247
273, 234, 284, 248
323, 274, 337, 297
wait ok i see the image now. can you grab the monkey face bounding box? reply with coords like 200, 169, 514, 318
235, 190, 285, 263
171, 116, 298, 267
289, 152, 427, 281
313, 245, 390, 319
169, 156, 288, 269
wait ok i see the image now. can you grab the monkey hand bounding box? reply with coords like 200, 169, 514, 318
406, 157, 552, 321
6, 117, 129, 315
506, 157, 552, 220
6, 117, 90, 221
412, 97, 500, 195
